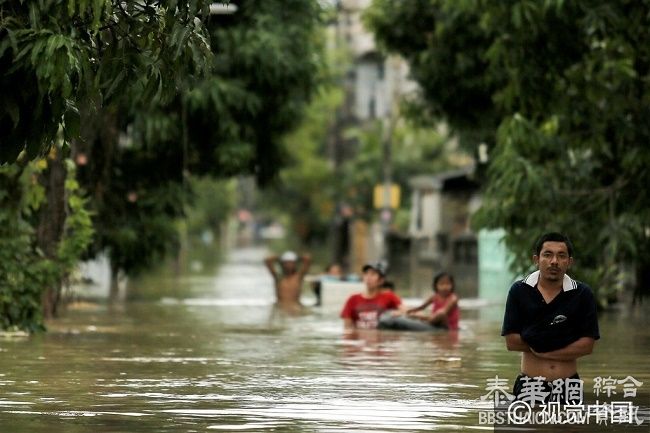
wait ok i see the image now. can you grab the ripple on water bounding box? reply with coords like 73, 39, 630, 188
160, 398, 472, 428
3, 410, 151, 417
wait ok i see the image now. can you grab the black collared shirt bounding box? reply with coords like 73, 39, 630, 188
501, 271, 600, 353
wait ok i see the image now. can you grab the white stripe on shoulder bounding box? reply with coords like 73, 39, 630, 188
562, 274, 577, 291
523, 270, 540, 287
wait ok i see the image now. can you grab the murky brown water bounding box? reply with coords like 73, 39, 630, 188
1, 247, 648, 432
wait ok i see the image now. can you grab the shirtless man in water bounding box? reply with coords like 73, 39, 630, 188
265, 251, 311, 310
502, 232, 600, 403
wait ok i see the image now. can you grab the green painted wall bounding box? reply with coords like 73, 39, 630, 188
478, 229, 517, 304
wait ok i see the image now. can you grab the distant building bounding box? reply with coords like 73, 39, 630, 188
332, 0, 415, 124
327, 0, 416, 271
408, 165, 481, 298
330, 1, 515, 300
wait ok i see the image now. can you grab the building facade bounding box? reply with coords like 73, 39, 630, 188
408, 166, 481, 298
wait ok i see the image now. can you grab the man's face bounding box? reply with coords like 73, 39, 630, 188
281, 260, 297, 274
533, 241, 573, 282
328, 264, 342, 277
363, 269, 384, 290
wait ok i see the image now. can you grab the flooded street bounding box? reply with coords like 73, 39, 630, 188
1, 247, 649, 432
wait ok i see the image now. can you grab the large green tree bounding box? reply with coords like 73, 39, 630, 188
367, 0, 650, 303
0, 0, 213, 328
0, 155, 92, 331
365, 0, 502, 150
79, 0, 323, 282
0, 0, 212, 162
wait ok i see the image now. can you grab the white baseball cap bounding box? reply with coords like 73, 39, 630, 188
280, 251, 298, 262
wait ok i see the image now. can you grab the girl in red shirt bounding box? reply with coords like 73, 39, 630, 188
407, 272, 459, 330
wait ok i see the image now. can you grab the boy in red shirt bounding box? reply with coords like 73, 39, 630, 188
340, 262, 406, 330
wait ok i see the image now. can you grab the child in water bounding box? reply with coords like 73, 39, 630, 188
380, 280, 395, 292
407, 272, 459, 330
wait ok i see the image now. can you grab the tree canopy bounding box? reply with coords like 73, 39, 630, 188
365, 0, 501, 149
0, 0, 325, 330
0, 0, 214, 330
81, 0, 323, 276
0, 0, 212, 162
367, 0, 650, 302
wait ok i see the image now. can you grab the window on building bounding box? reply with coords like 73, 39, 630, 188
453, 238, 477, 264
377, 61, 385, 80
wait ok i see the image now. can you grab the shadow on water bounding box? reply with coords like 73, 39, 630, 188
0, 246, 648, 432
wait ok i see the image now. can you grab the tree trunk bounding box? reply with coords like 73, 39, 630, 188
37, 147, 67, 319
109, 260, 120, 301
634, 259, 650, 305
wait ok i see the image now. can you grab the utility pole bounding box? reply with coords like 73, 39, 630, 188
380, 57, 401, 263
380, 116, 393, 263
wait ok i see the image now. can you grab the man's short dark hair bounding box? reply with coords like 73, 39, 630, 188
362, 261, 387, 277
534, 232, 574, 257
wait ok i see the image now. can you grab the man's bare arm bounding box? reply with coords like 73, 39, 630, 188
299, 253, 312, 277
407, 295, 434, 314
504, 333, 532, 352
394, 302, 409, 316
343, 318, 355, 330
531, 337, 595, 361
264, 256, 279, 280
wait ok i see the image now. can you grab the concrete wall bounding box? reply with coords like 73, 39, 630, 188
321, 281, 365, 309
478, 229, 517, 303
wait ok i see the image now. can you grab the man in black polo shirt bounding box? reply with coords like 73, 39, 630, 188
502, 232, 600, 403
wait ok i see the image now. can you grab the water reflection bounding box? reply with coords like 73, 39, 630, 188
0, 247, 648, 432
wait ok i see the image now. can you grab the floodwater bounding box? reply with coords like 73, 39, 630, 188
0, 247, 649, 432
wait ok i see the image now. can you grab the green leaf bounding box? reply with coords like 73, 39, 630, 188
63, 107, 81, 142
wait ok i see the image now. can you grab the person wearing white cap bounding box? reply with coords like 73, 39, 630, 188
264, 250, 312, 311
